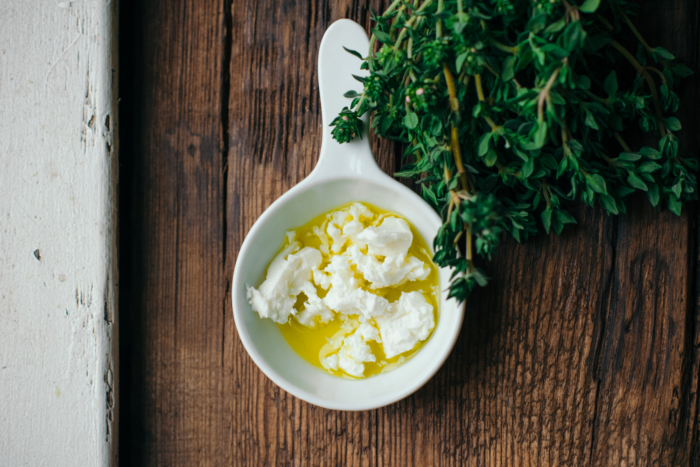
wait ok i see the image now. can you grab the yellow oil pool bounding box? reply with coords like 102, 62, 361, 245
272, 202, 439, 378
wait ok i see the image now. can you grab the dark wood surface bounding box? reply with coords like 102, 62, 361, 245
119, 1, 700, 465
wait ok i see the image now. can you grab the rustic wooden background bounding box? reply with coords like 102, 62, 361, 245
119, 0, 700, 465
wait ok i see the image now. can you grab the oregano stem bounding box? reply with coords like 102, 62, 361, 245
597, 13, 666, 135
466, 230, 473, 261
614, 131, 632, 152
645, 66, 668, 86
473, 75, 499, 130
583, 89, 608, 105
538, 68, 561, 123
561, 123, 571, 156
619, 10, 653, 54
451, 127, 469, 191
541, 181, 552, 208
596, 14, 613, 31
367, 0, 406, 60
609, 40, 667, 136
445, 56, 475, 266
475, 73, 486, 101
392, 0, 431, 51
489, 38, 518, 54
394, 15, 418, 50
443, 63, 459, 113
444, 62, 471, 194
383, 0, 404, 16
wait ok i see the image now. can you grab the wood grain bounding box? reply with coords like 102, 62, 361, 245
119, 0, 227, 464
119, 0, 700, 465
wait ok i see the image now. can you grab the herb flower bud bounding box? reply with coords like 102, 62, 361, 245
363, 73, 386, 105
330, 107, 364, 143
422, 39, 450, 71
494, 0, 516, 16
375, 44, 406, 69
373, 102, 404, 139
463, 193, 505, 257
531, 0, 561, 15
406, 79, 440, 113
455, 43, 484, 75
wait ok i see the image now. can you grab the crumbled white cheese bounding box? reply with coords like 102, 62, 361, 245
345, 244, 429, 289
323, 255, 356, 288
322, 322, 381, 377
324, 286, 389, 320
287, 247, 324, 295
320, 255, 389, 320
285, 230, 296, 244
337, 329, 377, 377
322, 354, 339, 371
357, 321, 381, 342
249, 203, 437, 378
349, 202, 373, 222
295, 281, 334, 326
312, 266, 332, 290
312, 224, 330, 255
342, 219, 364, 237
327, 210, 350, 253
246, 243, 322, 324
327, 203, 374, 254
375, 291, 435, 358
339, 315, 360, 333
356, 217, 413, 257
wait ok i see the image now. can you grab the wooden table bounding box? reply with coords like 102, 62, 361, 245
119, 0, 700, 465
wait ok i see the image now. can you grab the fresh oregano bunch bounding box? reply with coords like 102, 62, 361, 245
331, 0, 697, 302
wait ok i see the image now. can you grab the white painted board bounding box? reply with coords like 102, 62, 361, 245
0, 1, 117, 466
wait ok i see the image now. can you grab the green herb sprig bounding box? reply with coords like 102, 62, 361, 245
331, 0, 697, 302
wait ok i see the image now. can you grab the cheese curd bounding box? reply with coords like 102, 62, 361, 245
356, 217, 413, 257
337, 330, 377, 377
246, 242, 322, 324
375, 292, 435, 358
346, 244, 429, 289
247, 203, 439, 378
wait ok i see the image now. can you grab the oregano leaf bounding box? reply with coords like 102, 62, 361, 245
403, 111, 419, 129
579, 0, 601, 13
541, 208, 552, 234
627, 172, 648, 191
586, 174, 608, 195
647, 184, 660, 207
604, 71, 618, 96
342, 47, 364, 60
328, 0, 697, 302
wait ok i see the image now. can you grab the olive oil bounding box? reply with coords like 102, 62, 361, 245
274, 202, 440, 378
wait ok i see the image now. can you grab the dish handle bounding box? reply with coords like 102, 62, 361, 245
312, 19, 382, 180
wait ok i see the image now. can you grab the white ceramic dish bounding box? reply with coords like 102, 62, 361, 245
232, 19, 465, 411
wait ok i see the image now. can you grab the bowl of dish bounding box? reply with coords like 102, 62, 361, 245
231, 19, 465, 411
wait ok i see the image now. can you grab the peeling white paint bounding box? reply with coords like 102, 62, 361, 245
0, 1, 117, 466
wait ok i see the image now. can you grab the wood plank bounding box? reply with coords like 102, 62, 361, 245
224, 0, 612, 464
222, 1, 700, 466
118, 0, 227, 465
589, 2, 700, 465
120, 0, 700, 465
224, 1, 397, 466
0, 1, 118, 466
